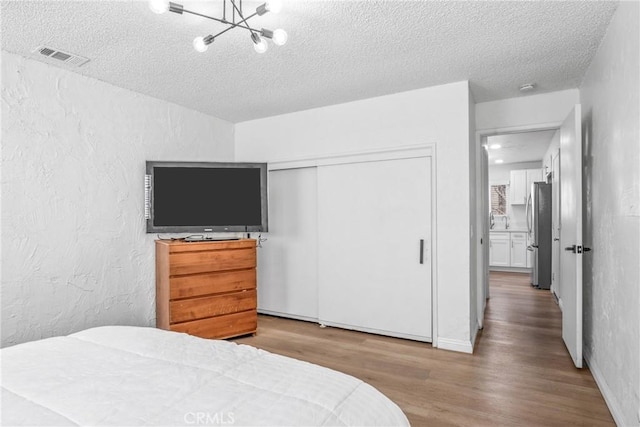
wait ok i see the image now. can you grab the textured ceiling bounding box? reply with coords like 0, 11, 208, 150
487, 130, 557, 165
1, 1, 618, 123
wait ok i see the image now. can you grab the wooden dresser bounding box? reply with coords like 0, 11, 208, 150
155, 239, 257, 339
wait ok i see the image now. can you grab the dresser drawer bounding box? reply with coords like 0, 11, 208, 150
169, 247, 256, 276
169, 269, 256, 299
170, 310, 257, 339
170, 290, 257, 323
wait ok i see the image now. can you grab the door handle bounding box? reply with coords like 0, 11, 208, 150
565, 245, 591, 254
554, 238, 560, 241
419, 239, 424, 264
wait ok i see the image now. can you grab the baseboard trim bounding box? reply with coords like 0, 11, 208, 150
319, 320, 432, 343
584, 348, 627, 426
489, 267, 530, 274
437, 337, 473, 354
257, 309, 318, 324
470, 321, 479, 350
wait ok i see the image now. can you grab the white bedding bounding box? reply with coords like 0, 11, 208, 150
1, 326, 409, 426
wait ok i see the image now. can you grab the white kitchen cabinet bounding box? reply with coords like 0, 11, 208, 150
489, 232, 510, 267
490, 231, 531, 269
510, 169, 544, 205
509, 170, 527, 205
510, 232, 528, 268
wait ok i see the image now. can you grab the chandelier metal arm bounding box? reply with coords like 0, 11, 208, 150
179, 7, 260, 34
227, 0, 257, 36
211, 16, 259, 40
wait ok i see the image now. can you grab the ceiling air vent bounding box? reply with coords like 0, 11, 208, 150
32, 46, 90, 68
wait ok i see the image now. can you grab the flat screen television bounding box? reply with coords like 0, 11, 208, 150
145, 161, 268, 233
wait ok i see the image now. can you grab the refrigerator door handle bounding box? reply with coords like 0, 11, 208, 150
525, 193, 532, 236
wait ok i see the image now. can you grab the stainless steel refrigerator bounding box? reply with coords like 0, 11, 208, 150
527, 182, 552, 289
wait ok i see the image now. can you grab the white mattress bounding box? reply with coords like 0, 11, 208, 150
1, 326, 409, 426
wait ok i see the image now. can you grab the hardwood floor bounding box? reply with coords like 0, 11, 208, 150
234, 272, 613, 426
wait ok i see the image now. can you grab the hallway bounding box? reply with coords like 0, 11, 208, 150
473, 271, 613, 425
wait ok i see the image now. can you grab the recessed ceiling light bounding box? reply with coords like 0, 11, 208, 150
489, 144, 501, 149
519, 83, 536, 92
495, 159, 504, 164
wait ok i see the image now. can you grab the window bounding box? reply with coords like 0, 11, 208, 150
491, 185, 507, 215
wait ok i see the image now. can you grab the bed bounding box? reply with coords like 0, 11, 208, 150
1, 326, 409, 426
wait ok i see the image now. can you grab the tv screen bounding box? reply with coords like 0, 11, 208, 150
145, 161, 268, 233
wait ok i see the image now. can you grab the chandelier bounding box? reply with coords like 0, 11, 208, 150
149, 0, 287, 54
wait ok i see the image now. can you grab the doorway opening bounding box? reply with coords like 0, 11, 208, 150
475, 126, 561, 329
475, 106, 584, 370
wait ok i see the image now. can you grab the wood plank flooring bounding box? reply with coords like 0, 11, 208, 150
234, 272, 613, 426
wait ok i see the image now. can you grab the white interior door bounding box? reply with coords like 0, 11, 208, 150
560, 105, 583, 368
317, 156, 432, 341
257, 167, 318, 320
551, 150, 561, 305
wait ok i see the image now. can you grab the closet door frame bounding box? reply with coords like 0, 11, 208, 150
269, 144, 439, 347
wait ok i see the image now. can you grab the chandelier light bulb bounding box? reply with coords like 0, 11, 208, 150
265, 0, 283, 14
149, 0, 170, 14
253, 37, 268, 53
272, 29, 288, 46
193, 36, 209, 53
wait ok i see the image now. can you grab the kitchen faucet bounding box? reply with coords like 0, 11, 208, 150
503, 216, 510, 229
489, 211, 495, 229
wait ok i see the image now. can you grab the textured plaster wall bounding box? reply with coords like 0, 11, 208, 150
1, 52, 235, 347
235, 81, 474, 349
579, 1, 640, 425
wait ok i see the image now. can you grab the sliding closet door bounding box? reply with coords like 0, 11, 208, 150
317, 156, 432, 341
257, 167, 318, 320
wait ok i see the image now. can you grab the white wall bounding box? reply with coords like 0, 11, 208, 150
1, 52, 235, 347
579, 1, 639, 425
476, 89, 579, 131
468, 90, 479, 345
236, 81, 475, 350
